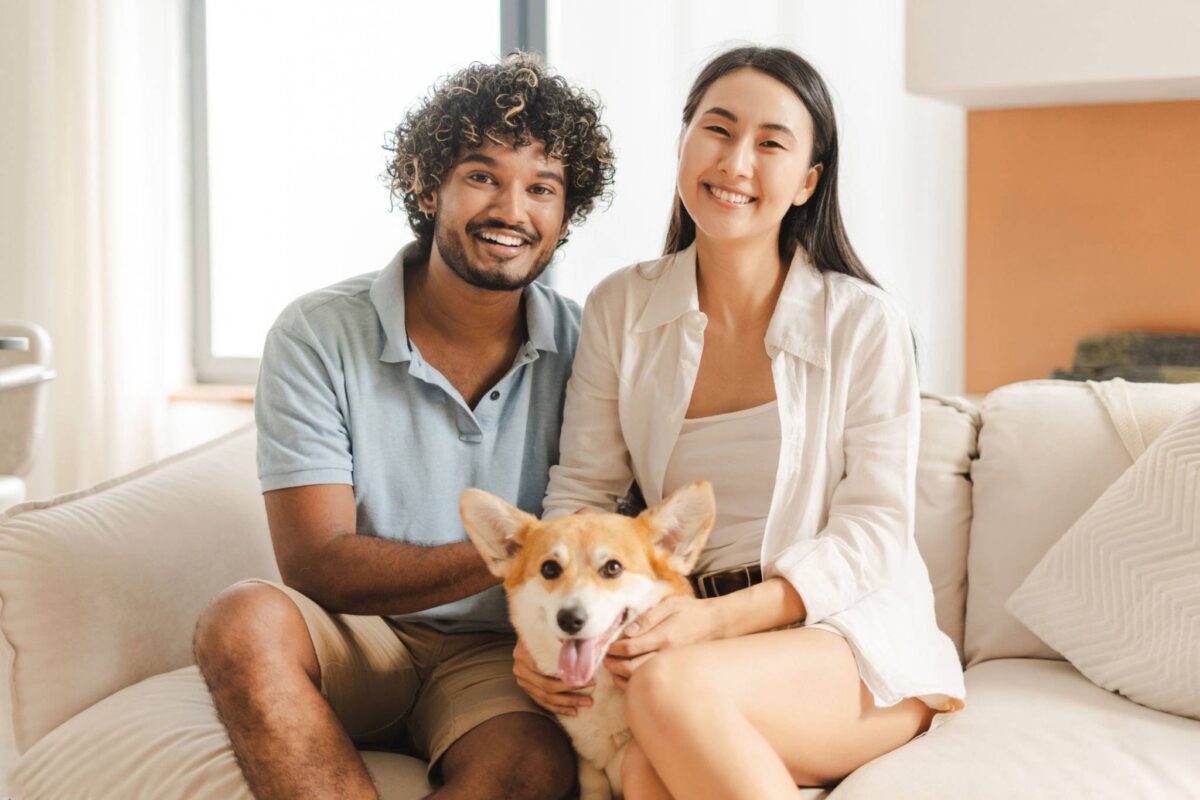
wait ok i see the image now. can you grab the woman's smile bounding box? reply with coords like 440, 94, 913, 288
703, 183, 757, 207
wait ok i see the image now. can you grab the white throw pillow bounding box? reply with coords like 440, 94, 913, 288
1007, 402, 1200, 720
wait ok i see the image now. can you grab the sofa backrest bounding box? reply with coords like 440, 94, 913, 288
0, 425, 277, 761
965, 379, 1200, 666
0, 396, 983, 765
914, 394, 980, 662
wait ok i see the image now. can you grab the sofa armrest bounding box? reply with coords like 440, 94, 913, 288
0, 425, 279, 757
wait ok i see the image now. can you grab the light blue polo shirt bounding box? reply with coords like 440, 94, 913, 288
255, 244, 581, 632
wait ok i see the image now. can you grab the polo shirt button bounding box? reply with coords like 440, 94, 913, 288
490, 390, 501, 400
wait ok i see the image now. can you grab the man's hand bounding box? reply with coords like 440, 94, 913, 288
603, 595, 727, 689
512, 640, 594, 716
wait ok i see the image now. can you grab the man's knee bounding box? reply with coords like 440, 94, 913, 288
442, 712, 575, 799
193, 582, 320, 688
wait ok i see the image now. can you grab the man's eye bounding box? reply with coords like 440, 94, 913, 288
600, 560, 623, 579
529, 185, 554, 196
468, 173, 494, 184
540, 561, 562, 580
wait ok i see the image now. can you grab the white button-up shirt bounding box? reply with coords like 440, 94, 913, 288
544, 244, 965, 711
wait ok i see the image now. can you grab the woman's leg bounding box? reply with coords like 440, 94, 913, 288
624, 628, 935, 800
621, 739, 672, 800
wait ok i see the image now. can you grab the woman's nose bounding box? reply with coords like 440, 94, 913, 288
718, 139, 753, 178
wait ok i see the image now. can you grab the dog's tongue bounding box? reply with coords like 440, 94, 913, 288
559, 638, 598, 688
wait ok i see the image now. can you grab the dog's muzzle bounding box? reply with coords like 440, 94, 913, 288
557, 606, 587, 635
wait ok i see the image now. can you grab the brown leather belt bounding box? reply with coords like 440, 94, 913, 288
690, 564, 763, 599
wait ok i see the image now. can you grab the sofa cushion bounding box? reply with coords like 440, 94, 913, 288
830, 658, 1200, 799
965, 379, 1200, 666
914, 394, 979, 662
1008, 401, 1200, 720
10, 666, 432, 800
0, 425, 278, 760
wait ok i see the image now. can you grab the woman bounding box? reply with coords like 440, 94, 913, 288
519, 46, 965, 798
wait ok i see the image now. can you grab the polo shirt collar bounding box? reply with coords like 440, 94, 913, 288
632, 242, 828, 368
370, 246, 417, 364
370, 243, 560, 364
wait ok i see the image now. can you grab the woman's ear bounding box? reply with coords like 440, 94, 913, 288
793, 163, 823, 206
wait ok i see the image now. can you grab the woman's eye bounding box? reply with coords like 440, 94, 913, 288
600, 560, 624, 579
705, 125, 729, 136
540, 561, 562, 580
761, 140, 784, 149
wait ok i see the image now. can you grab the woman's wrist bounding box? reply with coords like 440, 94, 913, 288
708, 577, 807, 638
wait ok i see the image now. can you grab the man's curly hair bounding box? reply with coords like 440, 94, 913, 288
385, 52, 615, 255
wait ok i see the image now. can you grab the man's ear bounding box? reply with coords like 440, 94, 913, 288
417, 189, 437, 217
639, 480, 715, 575
460, 489, 538, 578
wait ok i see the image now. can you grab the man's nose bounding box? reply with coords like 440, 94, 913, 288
488, 183, 527, 225
557, 606, 587, 635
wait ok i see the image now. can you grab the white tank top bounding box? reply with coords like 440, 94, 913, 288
662, 400, 781, 573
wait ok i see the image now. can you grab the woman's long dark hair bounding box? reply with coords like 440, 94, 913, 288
664, 46, 881, 291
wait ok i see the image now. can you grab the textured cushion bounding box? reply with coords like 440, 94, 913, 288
10, 666, 431, 800
830, 659, 1200, 799
0, 425, 278, 762
965, 380, 1200, 666
914, 394, 979, 661
1007, 402, 1200, 720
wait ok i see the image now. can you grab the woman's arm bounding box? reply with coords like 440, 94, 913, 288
542, 279, 636, 518
767, 300, 920, 625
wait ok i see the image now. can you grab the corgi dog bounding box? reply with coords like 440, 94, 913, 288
460, 481, 715, 800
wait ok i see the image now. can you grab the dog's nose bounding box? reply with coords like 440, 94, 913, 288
557, 607, 587, 635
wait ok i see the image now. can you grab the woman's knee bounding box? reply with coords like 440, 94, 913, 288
193, 582, 318, 685
624, 650, 710, 731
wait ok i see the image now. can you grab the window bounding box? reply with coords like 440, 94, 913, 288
193, 0, 545, 383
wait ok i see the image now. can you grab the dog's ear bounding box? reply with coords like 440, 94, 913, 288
639, 480, 715, 574
460, 489, 538, 578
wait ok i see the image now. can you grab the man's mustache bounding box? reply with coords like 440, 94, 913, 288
465, 219, 540, 244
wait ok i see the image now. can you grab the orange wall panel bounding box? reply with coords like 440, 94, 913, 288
966, 101, 1200, 394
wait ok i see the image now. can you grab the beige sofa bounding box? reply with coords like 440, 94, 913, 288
3, 379, 1199, 799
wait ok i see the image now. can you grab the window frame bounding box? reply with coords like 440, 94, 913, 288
188, 0, 547, 384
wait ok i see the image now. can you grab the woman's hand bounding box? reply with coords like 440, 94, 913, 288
512, 640, 594, 716
603, 595, 728, 689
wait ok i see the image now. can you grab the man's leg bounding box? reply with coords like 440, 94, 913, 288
399, 625, 576, 800
194, 580, 418, 800
434, 712, 576, 800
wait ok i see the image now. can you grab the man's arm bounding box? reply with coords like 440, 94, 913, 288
264, 484, 499, 616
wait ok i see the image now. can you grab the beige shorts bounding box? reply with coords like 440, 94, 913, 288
242, 579, 549, 777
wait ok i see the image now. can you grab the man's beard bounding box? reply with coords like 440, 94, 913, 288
434, 218, 556, 292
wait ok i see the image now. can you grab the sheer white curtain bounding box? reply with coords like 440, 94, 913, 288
547, 0, 966, 394
0, 0, 190, 499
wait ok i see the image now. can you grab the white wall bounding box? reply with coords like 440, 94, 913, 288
549, 0, 967, 394
908, 0, 1200, 108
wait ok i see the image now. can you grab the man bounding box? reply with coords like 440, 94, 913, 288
194, 54, 614, 800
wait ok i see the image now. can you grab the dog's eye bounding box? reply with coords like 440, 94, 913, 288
600, 559, 624, 579
540, 560, 562, 580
